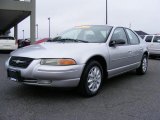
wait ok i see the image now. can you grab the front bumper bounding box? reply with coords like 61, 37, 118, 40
6, 59, 85, 87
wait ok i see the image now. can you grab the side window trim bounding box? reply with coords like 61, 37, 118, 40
150, 35, 154, 42
123, 28, 131, 45
124, 28, 132, 44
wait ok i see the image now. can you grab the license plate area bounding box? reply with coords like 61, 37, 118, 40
7, 69, 22, 82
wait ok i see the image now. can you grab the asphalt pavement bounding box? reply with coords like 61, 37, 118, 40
0, 52, 160, 120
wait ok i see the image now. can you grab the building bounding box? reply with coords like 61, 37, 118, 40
135, 30, 149, 39
135, 31, 149, 36
0, 0, 36, 43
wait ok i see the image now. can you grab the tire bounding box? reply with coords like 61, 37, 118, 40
136, 54, 148, 75
78, 61, 104, 97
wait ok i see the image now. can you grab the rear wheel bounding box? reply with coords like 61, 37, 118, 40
78, 61, 103, 97
136, 55, 148, 75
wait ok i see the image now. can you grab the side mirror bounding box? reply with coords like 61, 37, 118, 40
109, 39, 126, 47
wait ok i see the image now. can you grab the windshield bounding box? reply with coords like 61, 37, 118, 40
50, 26, 112, 43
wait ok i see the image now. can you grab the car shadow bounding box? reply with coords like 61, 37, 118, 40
102, 70, 137, 89
149, 56, 160, 60
0, 50, 13, 54
9, 84, 80, 99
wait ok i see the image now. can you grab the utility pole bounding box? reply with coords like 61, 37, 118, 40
48, 17, 51, 39
106, 0, 108, 24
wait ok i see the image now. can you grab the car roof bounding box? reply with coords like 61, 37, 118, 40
145, 35, 160, 36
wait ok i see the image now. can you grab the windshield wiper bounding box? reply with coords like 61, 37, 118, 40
48, 38, 88, 43
72, 39, 88, 43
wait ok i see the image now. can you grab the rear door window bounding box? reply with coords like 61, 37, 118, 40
145, 36, 153, 42
153, 36, 160, 43
125, 29, 140, 45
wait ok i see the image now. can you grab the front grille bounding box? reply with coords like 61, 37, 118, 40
9, 56, 33, 68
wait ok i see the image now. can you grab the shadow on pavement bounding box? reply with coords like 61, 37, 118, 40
8, 84, 81, 99
0, 50, 13, 54
6, 71, 137, 100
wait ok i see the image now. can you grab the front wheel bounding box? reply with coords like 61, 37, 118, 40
136, 55, 148, 75
78, 61, 103, 97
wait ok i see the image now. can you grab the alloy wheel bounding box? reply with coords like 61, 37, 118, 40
87, 66, 102, 93
142, 57, 147, 72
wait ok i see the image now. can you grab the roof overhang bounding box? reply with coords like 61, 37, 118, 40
0, 9, 31, 34
0, 0, 33, 35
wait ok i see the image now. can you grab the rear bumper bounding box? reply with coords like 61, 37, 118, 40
0, 45, 18, 50
6, 59, 85, 87
149, 49, 160, 56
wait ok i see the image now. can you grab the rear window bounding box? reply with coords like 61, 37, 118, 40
0, 37, 15, 40
145, 36, 153, 42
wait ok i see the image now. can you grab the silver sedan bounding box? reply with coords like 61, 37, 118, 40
6, 25, 149, 97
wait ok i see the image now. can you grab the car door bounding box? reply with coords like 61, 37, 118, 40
125, 28, 143, 64
108, 27, 133, 77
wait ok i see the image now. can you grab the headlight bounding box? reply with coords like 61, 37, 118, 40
40, 59, 76, 66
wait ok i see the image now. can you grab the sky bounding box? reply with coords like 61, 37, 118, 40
11, 0, 160, 39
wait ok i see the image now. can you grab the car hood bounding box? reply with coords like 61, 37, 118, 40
11, 42, 104, 59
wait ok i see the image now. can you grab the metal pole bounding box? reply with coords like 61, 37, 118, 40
106, 0, 108, 24
36, 24, 38, 39
22, 30, 24, 40
48, 17, 51, 39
